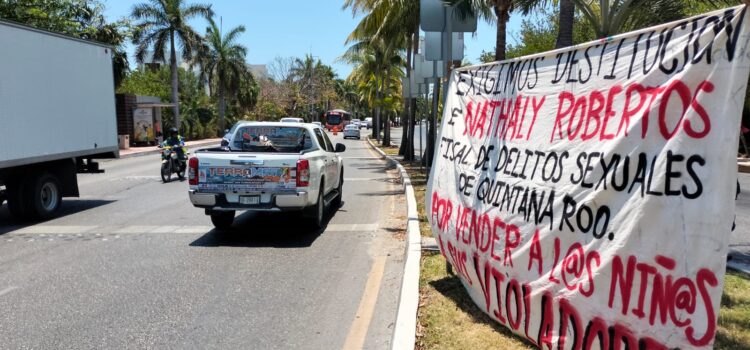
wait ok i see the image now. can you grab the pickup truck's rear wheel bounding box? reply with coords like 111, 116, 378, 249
311, 185, 325, 229
332, 173, 343, 208
210, 211, 235, 230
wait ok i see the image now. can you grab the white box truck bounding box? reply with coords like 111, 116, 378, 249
0, 20, 118, 220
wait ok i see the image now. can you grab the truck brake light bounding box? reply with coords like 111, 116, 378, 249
296, 159, 310, 187
188, 157, 199, 185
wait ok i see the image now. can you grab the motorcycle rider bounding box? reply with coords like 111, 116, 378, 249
162, 127, 186, 161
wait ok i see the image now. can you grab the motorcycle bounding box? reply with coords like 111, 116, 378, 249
160, 145, 188, 183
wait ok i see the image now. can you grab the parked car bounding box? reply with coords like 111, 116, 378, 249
280, 117, 304, 123
188, 122, 346, 229
364, 117, 373, 129
343, 124, 361, 140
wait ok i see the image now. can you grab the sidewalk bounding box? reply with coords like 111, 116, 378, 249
119, 138, 221, 159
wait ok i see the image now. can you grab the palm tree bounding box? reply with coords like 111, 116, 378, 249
291, 55, 326, 121
342, 38, 405, 145
557, 0, 575, 48
514, 0, 575, 49
569, 0, 727, 38
344, 0, 419, 156
131, 0, 213, 128
197, 19, 248, 134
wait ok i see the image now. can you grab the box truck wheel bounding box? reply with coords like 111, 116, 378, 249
24, 174, 62, 220
6, 180, 29, 220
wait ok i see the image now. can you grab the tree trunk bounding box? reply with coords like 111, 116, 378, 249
374, 68, 382, 142
374, 103, 381, 142
384, 111, 392, 146
399, 33, 414, 158
407, 97, 416, 162
407, 27, 419, 162
494, 2, 510, 61
383, 65, 393, 147
556, 0, 575, 49
218, 84, 226, 136
170, 30, 180, 129
399, 103, 410, 156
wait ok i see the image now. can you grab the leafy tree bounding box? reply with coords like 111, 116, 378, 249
341, 37, 404, 146
130, 0, 213, 129
196, 18, 248, 133
513, 0, 576, 49
344, 0, 421, 159
290, 55, 340, 121
232, 70, 260, 119
569, 0, 734, 38
0, 0, 131, 87
505, 9, 595, 58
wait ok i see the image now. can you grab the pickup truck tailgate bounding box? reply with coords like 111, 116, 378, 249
196, 153, 299, 192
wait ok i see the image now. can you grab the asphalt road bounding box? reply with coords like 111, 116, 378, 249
0, 130, 406, 349
388, 124, 427, 159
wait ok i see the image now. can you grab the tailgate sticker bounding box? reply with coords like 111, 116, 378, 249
198, 167, 295, 190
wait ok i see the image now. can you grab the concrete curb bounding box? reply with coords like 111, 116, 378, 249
118, 139, 220, 159
366, 137, 420, 350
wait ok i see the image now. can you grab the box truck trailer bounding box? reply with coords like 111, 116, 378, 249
0, 20, 118, 220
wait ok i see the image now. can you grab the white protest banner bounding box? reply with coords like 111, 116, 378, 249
426, 6, 750, 349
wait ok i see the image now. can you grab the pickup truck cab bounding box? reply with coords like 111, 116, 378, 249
188, 122, 345, 230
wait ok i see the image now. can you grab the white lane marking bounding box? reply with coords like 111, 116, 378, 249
174, 226, 213, 234
150, 225, 182, 233
15, 226, 96, 234
0, 286, 19, 298
325, 224, 379, 232
4, 225, 210, 236
114, 225, 161, 234
115, 175, 162, 181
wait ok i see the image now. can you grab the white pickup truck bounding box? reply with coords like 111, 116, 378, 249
188, 122, 345, 229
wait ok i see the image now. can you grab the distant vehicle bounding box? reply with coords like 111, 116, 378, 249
188, 122, 346, 229
324, 109, 351, 131
351, 119, 364, 129
311, 121, 323, 128
281, 117, 305, 123
343, 124, 361, 140
0, 20, 118, 220
363, 117, 373, 129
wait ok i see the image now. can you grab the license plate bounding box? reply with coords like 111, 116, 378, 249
239, 195, 260, 205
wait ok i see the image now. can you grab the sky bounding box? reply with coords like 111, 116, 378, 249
102, 0, 524, 78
